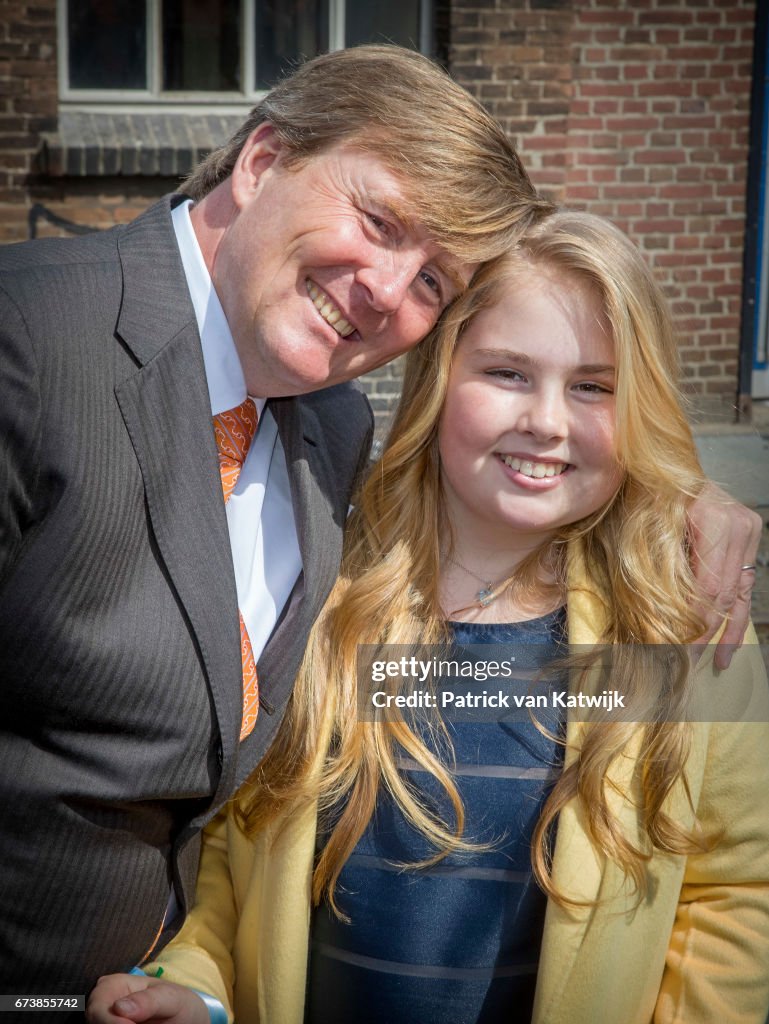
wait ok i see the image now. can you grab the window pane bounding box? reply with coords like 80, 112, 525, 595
254, 0, 329, 91
163, 0, 240, 91
67, 0, 147, 90
345, 0, 419, 49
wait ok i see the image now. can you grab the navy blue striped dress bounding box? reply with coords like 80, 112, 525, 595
306, 610, 566, 1024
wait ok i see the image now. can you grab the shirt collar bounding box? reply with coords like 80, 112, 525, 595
172, 198, 265, 417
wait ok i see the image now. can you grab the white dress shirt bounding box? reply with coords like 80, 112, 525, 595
171, 199, 302, 666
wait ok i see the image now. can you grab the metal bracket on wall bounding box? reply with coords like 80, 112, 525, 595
27, 203, 100, 240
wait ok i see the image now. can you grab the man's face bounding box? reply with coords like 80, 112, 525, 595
208, 129, 474, 397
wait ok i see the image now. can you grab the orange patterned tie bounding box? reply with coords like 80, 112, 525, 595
213, 399, 260, 741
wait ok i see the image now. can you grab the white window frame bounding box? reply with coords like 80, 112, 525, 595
58, 0, 432, 111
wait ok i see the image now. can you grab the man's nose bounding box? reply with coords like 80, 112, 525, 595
355, 251, 421, 315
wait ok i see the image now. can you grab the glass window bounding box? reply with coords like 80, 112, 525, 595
62, 0, 428, 100
255, 0, 329, 91
163, 0, 240, 92
67, 0, 147, 90
345, 0, 419, 50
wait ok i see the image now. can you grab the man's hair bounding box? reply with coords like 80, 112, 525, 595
181, 44, 551, 263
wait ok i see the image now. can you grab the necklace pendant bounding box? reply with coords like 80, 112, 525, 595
477, 585, 495, 606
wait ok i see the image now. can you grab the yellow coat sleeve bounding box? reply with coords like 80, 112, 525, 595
145, 809, 237, 1021
655, 634, 769, 1023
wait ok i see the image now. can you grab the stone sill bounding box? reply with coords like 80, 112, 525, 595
39, 110, 244, 177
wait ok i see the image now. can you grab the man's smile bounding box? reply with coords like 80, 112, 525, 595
306, 279, 358, 339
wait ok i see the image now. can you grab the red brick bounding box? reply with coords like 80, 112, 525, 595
618, 167, 648, 183
579, 9, 636, 26
638, 10, 695, 28
622, 133, 651, 149
606, 115, 658, 132
603, 183, 658, 199
666, 46, 720, 62
634, 148, 687, 165
590, 167, 619, 183
578, 82, 635, 98
566, 185, 601, 200
615, 202, 645, 217
657, 29, 686, 46
567, 117, 604, 131
578, 149, 631, 165
637, 80, 695, 98
682, 132, 714, 149
525, 135, 576, 152
621, 100, 651, 115
633, 218, 686, 234
650, 100, 681, 115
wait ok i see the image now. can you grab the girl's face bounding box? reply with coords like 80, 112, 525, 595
437, 267, 624, 549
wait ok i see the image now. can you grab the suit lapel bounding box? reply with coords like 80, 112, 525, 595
113, 197, 243, 802
273, 395, 342, 612
232, 395, 343, 789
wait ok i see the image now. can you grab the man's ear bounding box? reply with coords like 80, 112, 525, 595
230, 123, 284, 208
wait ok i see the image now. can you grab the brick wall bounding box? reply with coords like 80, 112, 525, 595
0, 0, 57, 242
450, 0, 756, 422
1, 0, 758, 427
26, 178, 170, 237
0, 1, 185, 241
357, 356, 409, 449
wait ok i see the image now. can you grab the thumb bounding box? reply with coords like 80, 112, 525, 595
112, 982, 207, 1024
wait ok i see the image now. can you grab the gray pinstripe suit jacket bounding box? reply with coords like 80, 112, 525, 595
0, 195, 373, 998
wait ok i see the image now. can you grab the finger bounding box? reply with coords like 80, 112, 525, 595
112, 991, 168, 1024
713, 576, 755, 671
85, 1003, 134, 1024
690, 497, 761, 662
689, 523, 730, 635
688, 482, 731, 579
709, 514, 760, 666
691, 554, 735, 646
86, 1010, 135, 1024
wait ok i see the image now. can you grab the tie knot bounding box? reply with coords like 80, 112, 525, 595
213, 399, 258, 464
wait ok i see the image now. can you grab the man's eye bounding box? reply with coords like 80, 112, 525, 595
367, 212, 389, 233
419, 269, 440, 294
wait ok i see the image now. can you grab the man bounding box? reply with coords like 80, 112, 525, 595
0, 45, 759, 1004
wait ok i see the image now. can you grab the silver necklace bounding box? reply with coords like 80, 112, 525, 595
446, 555, 509, 607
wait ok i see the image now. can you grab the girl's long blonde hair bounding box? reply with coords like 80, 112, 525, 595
237, 211, 709, 912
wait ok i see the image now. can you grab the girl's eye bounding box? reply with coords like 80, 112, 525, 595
488, 368, 527, 382
575, 381, 613, 394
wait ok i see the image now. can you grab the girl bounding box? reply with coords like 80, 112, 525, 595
88, 212, 769, 1024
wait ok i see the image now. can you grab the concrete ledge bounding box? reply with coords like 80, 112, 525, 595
39, 111, 245, 177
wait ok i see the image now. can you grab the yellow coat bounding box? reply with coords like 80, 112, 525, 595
150, 558, 769, 1023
